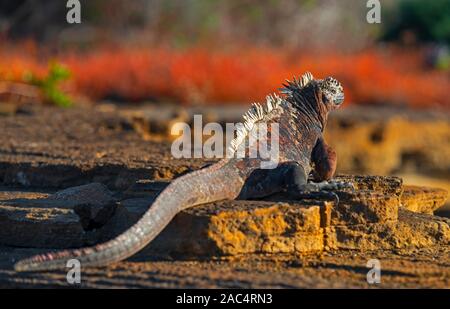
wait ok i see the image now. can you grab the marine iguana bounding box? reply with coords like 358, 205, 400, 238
15, 72, 348, 272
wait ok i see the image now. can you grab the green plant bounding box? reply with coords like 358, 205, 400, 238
24, 63, 73, 107
382, 0, 450, 44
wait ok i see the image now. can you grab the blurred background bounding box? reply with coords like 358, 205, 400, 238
0, 0, 449, 210
0, 0, 449, 106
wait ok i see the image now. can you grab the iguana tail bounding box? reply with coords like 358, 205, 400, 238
14, 160, 243, 272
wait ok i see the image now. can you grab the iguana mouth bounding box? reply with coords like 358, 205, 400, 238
335, 93, 344, 105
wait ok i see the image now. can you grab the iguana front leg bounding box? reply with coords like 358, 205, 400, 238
281, 162, 340, 202
237, 162, 340, 202
309, 137, 354, 191
238, 162, 338, 202
311, 136, 336, 181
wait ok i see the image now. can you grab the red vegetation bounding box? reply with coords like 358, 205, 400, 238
0, 44, 448, 108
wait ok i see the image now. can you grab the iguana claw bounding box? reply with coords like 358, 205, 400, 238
312, 180, 355, 191
289, 190, 340, 205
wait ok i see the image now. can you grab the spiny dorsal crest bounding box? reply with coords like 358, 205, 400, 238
280, 71, 314, 95
228, 94, 283, 155
321, 77, 344, 98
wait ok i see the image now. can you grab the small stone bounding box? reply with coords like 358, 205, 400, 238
0, 202, 86, 248
49, 183, 117, 230
49, 182, 114, 207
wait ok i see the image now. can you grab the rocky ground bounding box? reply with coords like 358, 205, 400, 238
0, 103, 448, 288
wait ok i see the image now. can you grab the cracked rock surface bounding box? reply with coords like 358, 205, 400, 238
0, 176, 447, 257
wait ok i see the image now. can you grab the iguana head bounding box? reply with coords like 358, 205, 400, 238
317, 76, 344, 109
281, 72, 344, 110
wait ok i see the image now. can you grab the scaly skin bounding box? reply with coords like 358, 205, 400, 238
15, 72, 345, 272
